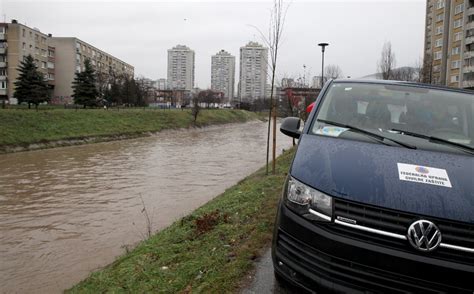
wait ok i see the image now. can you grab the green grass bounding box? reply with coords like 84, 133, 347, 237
0, 109, 260, 148
67, 148, 295, 294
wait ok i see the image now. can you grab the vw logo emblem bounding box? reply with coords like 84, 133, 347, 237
407, 220, 442, 252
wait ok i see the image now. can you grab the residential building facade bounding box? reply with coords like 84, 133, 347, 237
167, 45, 195, 91
238, 42, 268, 102
211, 49, 235, 103
50, 37, 134, 104
155, 78, 167, 90
0, 20, 55, 104
424, 0, 474, 88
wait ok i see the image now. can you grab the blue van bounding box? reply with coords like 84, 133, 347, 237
272, 80, 474, 293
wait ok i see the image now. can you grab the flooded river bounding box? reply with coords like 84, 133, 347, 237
0, 121, 293, 293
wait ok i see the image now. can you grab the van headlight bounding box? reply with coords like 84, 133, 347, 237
285, 177, 333, 222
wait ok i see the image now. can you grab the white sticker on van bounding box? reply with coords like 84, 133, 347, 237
315, 126, 348, 137
397, 163, 452, 188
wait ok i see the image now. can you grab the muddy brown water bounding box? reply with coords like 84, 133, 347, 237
0, 121, 293, 294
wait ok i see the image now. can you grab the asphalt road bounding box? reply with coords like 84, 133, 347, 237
241, 249, 302, 294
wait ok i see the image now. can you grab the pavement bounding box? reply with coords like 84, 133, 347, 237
241, 248, 301, 294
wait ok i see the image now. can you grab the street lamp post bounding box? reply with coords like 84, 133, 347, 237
318, 42, 329, 88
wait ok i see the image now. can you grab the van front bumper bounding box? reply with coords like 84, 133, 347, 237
271, 203, 474, 293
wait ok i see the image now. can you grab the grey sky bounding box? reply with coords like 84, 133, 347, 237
2, 0, 426, 88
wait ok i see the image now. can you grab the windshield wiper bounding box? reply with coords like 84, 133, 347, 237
391, 129, 474, 155
317, 119, 417, 149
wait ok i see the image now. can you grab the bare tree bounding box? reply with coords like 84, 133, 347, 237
253, 0, 289, 175
392, 67, 416, 81
420, 54, 434, 84
378, 41, 396, 80
324, 64, 343, 81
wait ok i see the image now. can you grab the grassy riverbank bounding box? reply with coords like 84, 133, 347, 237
68, 148, 295, 293
0, 109, 260, 151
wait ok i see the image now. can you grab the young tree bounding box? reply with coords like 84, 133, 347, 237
378, 41, 396, 80
191, 94, 201, 124
254, 0, 289, 175
13, 55, 50, 109
72, 58, 99, 108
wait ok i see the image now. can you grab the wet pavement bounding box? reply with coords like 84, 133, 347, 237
241, 249, 302, 294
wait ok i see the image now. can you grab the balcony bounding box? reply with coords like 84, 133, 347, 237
0, 34, 5, 40
0, 47, 5, 54
464, 65, 474, 73
465, 51, 474, 58
0, 89, 6, 95
467, 22, 474, 30
462, 80, 474, 88
467, 36, 474, 45
0, 62, 6, 68
468, 7, 474, 16
0, 75, 6, 81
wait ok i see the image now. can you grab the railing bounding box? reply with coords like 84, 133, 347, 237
464, 65, 474, 73
465, 51, 474, 59
0, 34, 5, 40
466, 36, 474, 45
467, 7, 474, 16
0, 75, 6, 81
0, 89, 7, 95
0, 48, 6, 54
0, 61, 6, 68
467, 21, 474, 30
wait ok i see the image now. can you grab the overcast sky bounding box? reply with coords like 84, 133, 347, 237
2, 0, 426, 88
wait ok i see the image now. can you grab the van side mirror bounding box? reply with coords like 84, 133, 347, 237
280, 117, 301, 139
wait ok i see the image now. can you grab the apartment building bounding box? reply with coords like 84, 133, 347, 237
424, 0, 474, 88
167, 45, 195, 91
50, 37, 134, 104
211, 49, 235, 103
238, 42, 268, 102
0, 20, 55, 104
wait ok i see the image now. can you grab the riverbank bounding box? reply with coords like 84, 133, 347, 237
0, 109, 262, 153
68, 148, 294, 293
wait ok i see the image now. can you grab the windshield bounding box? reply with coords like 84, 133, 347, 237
312, 82, 474, 149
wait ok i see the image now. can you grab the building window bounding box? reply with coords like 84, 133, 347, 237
450, 75, 459, 83
0, 69, 6, 76
41, 49, 47, 57
0, 81, 6, 89
453, 19, 462, 28
434, 51, 443, 60
22, 42, 26, 50
22, 29, 25, 37
41, 61, 47, 69
436, 26, 443, 35
435, 38, 443, 47
47, 62, 54, 69
452, 47, 460, 55
48, 50, 54, 57
452, 60, 461, 69
29, 31, 32, 38
454, 32, 462, 41
35, 47, 39, 55
454, 3, 464, 14
48, 73, 54, 80
436, 13, 444, 22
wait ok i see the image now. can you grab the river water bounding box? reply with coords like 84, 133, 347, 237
0, 121, 293, 293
